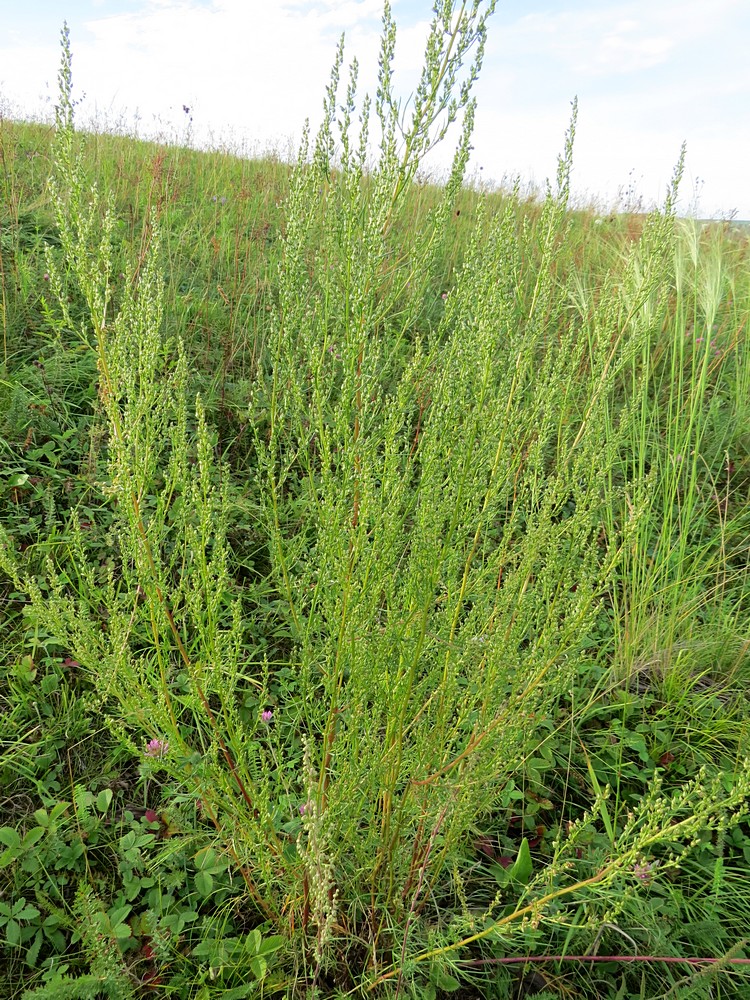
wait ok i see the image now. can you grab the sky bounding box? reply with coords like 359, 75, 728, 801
1, 0, 748, 220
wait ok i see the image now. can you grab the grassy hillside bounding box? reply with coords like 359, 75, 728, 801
2, 10, 750, 999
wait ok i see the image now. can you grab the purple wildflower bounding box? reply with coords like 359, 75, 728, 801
633, 860, 658, 884
145, 738, 169, 758
261, 709, 273, 723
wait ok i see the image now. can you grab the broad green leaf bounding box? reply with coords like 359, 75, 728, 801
257, 934, 286, 955
108, 905, 132, 927
40, 674, 59, 695
430, 960, 462, 992
510, 837, 533, 885
490, 863, 510, 887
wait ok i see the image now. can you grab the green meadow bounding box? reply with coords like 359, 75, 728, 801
2, 5, 750, 998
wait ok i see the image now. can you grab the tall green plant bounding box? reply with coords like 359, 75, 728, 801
0, 19, 282, 918
252, 3, 750, 990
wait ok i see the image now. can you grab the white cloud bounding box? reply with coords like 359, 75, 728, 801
470, 0, 750, 216
0, 0, 747, 218
491, 0, 742, 76
1, 1, 387, 150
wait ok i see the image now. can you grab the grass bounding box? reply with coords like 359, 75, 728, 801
1, 4, 750, 998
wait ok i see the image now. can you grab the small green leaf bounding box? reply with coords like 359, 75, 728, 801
96, 789, 113, 814
245, 928, 262, 955
21, 828, 45, 850
75, 789, 94, 811
249, 954, 267, 979
49, 802, 71, 822
221, 986, 262, 1000
194, 846, 216, 870
41, 673, 59, 695
26, 929, 43, 967
6, 918, 21, 947
194, 870, 213, 897
435, 971, 460, 992
33, 810, 50, 828
0, 828, 21, 850
119, 831, 136, 851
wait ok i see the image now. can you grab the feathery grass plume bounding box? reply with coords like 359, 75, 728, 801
603, 154, 750, 697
